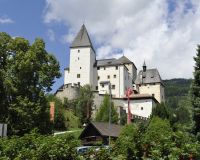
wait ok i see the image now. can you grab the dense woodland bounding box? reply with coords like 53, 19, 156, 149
1, 32, 200, 159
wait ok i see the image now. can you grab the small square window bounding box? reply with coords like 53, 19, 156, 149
80, 67, 82, 69
77, 74, 80, 78
114, 75, 116, 78
112, 85, 115, 89
116, 66, 118, 70
97, 67, 100, 70
107, 75, 110, 79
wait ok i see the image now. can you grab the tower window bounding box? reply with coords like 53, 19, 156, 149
97, 67, 100, 70
101, 84, 104, 88
98, 76, 100, 80
116, 66, 118, 70
104, 67, 106, 70
77, 74, 80, 78
107, 75, 110, 79
96, 86, 98, 90
112, 85, 115, 89
80, 67, 82, 69
78, 50, 80, 53
141, 107, 143, 110
114, 75, 116, 78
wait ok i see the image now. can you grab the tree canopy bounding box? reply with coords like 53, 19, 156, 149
95, 94, 118, 124
0, 32, 61, 135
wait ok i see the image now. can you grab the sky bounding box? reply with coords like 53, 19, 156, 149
0, 0, 199, 93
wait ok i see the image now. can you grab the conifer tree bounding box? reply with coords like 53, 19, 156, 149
191, 45, 200, 134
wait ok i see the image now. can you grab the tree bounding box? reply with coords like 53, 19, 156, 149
152, 102, 170, 120
142, 117, 173, 158
113, 124, 139, 159
190, 45, 200, 135
46, 94, 66, 131
0, 32, 61, 135
76, 84, 94, 123
95, 95, 118, 124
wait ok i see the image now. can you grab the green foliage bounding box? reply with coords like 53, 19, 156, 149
113, 124, 140, 159
95, 95, 118, 124
46, 94, 66, 131
76, 85, 94, 123
0, 132, 80, 159
0, 32, 61, 135
142, 117, 173, 158
152, 102, 170, 120
190, 45, 200, 134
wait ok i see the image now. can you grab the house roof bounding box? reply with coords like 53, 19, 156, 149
135, 68, 163, 85
79, 122, 122, 139
70, 24, 94, 51
116, 56, 132, 64
96, 56, 135, 68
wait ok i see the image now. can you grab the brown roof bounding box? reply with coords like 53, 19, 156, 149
79, 122, 122, 139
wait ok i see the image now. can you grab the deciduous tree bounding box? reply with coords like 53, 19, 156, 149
0, 32, 61, 135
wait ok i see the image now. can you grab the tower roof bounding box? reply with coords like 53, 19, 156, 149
70, 24, 94, 51
117, 56, 132, 64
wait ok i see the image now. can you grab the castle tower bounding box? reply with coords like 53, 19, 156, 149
135, 63, 165, 103
64, 24, 96, 89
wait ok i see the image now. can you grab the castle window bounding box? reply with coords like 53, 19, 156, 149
98, 76, 100, 80
116, 66, 118, 70
141, 107, 143, 110
112, 85, 115, 89
77, 74, 80, 78
80, 67, 82, 69
101, 84, 104, 88
78, 50, 80, 53
107, 75, 110, 79
104, 67, 106, 70
97, 67, 100, 70
114, 75, 116, 78
96, 86, 98, 90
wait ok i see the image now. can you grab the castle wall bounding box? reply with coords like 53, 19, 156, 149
55, 84, 80, 101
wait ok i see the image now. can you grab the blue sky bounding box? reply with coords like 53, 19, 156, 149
0, 0, 200, 93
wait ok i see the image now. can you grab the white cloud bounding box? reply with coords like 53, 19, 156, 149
43, 0, 200, 79
0, 17, 14, 24
47, 29, 55, 41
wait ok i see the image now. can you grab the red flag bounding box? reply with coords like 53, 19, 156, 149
50, 102, 55, 122
126, 88, 133, 124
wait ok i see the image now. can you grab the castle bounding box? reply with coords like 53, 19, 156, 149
56, 24, 165, 119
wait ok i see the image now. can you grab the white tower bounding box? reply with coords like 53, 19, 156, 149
64, 24, 96, 89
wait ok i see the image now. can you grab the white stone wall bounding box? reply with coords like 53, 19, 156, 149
138, 83, 164, 103
97, 65, 133, 97
66, 47, 95, 87
123, 99, 154, 118
125, 63, 137, 81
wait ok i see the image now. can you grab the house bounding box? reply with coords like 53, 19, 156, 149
79, 122, 122, 145
135, 62, 165, 103
56, 24, 165, 119
64, 24, 136, 98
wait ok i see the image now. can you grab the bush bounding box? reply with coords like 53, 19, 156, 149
0, 132, 80, 159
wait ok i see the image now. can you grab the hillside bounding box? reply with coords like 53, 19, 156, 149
163, 78, 192, 108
